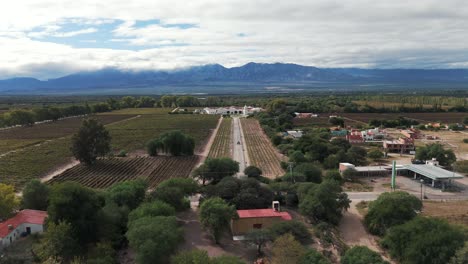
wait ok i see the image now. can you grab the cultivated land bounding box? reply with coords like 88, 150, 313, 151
241, 118, 285, 178
208, 117, 232, 159
0, 108, 218, 189
48, 156, 200, 189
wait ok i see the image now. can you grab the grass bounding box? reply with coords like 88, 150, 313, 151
0, 108, 218, 190
355, 201, 370, 216
343, 179, 374, 192
422, 200, 468, 227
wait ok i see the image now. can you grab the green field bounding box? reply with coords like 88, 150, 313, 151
0, 108, 218, 190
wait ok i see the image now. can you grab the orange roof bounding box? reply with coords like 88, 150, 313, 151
0, 210, 47, 238
236, 209, 292, 221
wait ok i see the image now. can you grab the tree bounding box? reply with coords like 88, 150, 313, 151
36, 221, 79, 262
364, 191, 422, 235
266, 99, 287, 114
294, 163, 322, 183
194, 158, 239, 184
150, 178, 198, 211
137, 96, 156, 108
329, 117, 344, 127
147, 131, 195, 156
271, 234, 305, 264
269, 220, 311, 243
120, 96, 137, 108
450, 242, 468, 264
346, 146, 367, 165
299, 249, 330, 264
245, 229, 272, 256
106, 179, 147, 210
6, 110, 35, 126
128, 201, 175, 223
0, 183, 19, 219
298, 180, 350, 225
71, 119, 111, 165
368, 149, 384, 160
452, 160, 468, 173
244, 166, 262, 178
324, 170, 344, 184
22, 179, 50, 211
48, 182, 104, 244
199, 197, 237, 244
341, 246, 388, 264
126, 216, 183, 264
381, 217, 465, 264
415, 143, 456, 166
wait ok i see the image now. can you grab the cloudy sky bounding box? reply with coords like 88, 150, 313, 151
1, 0, 468, 79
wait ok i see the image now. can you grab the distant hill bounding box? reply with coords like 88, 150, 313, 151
1, 62, 468, 94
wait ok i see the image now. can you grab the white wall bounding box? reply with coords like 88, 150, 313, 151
0, 223, 44, 249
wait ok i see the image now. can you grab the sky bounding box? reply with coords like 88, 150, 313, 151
1, 0, 468, 80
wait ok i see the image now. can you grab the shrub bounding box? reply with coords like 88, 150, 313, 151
341, 246, 388, 264
269, 220, 311, 243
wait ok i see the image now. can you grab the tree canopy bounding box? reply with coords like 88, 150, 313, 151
0, 183, 19, 219
298, 180, 350, 225
299, 249, 330, 264
199, 197, 237, 244
71, 118, 111, 165
147, 130, 195, 156
381, 217, 465, 264
415, 143, 456, 166
22, 180, 50, 211
106, 179, 147, 210
193, 158, 239, 184
244, 165, 262, 178
364, 191, 422, 235
271, 233, 305, 264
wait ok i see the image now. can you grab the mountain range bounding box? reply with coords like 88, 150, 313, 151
1, 62, 468, 94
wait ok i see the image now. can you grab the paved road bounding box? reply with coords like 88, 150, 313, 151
232, 117, 248, 177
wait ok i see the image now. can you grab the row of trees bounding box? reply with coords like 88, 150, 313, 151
147, 131, 195, 156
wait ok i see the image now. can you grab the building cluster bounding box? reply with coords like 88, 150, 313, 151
201, 106, 263, 116
345, 128, 386, 143
294, 112, 319, 118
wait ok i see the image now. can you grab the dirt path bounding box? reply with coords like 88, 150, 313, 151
196, 116, 223, 166
338, 202, 394, 263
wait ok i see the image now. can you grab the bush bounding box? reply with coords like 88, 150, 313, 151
299, 249, 330, 264
463, 138, 468, 143
269, 220, 311, 243
364, 191, 422, 236
341, 246, 388, 264
453, 160, 468, 173
244, 166, 263, 177
128, 201, 176, 223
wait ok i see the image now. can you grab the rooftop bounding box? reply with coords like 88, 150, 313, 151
237, 209, 292, 221
0, 209, 47, 238
403, 164, 464, 180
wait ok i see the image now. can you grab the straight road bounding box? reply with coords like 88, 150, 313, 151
232, 117, 249, 177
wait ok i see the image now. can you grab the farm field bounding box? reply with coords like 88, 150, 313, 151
0, 108, 218, 190
241, 118, 285, 178
340, 112, 467, 124
208, 118, 232, 158
422, 200, 468, 227
47, 156, 199, 189
0, 114, 135, 154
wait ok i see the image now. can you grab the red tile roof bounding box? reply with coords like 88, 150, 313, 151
0, 210, 47, 238
236, 209, 292, 221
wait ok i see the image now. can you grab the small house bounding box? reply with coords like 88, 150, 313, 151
0, 210, 47, 250
231, 202, 292, 237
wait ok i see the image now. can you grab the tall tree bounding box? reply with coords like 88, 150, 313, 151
106, 179, 147, 210
36, 221, 79, 262
271, 234, 305, 264
199, 197, 237, 244
48, 182, 104, 244
193, 158, 239, 184
22, 179, 50, 211
415, 143, 456, 166
71, 118, 111, 165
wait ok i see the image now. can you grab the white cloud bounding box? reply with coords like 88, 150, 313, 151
1, 0, 468, 79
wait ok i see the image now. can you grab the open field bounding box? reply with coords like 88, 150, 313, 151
208, 118, 232, 158
241, 118, 285, 178
418, 130, 468, 160
422, 200, 468, 227
0, 114, 135, 154
0, 108, 218, 190
48, 156, 199, 189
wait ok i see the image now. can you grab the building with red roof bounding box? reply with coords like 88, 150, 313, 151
0, 209, 47, 250
231, 202, 292, 236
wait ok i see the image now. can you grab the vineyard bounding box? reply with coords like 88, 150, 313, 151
208, 118, 232, 158
47, 156, 199, 189
241, 118, 285, 179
